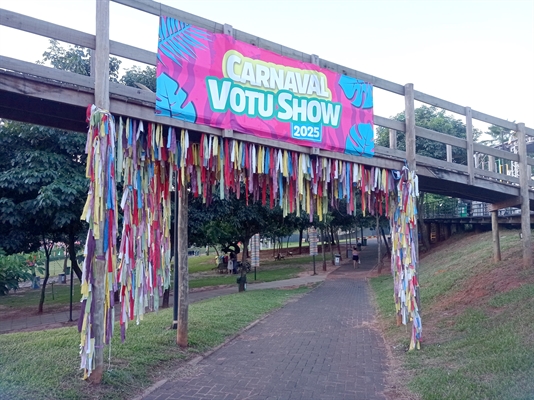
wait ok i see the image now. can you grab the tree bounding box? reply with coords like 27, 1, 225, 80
120, 65, 157, 92
38, 39, 121, 82
0, 121, 88, 312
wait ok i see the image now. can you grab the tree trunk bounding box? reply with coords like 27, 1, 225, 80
68, 225, 82, 282
239, 237, 249, 292
38, 245, 51, 314
321, 229, 327, 271
298, 229, 303, 254
419, 192, 431, 251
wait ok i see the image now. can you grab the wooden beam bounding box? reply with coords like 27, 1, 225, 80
487, 197, 521, 212
88, 0, 110, 385
517, 122, 532, 267
0, 105, 86, 132
416, 154, 469, 173
491, 211, 502, 262
446, 144, 452, 163
0, 9, 94, 48
415, 126, 467, 148
405, 84, 416, 171
473, 142, 519, 163
389, 128, 397, 150
466, 107, 475, 185
413, 90, 466, 116
177, 186, 189, 348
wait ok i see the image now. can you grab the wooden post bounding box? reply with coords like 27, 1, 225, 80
488, 155, 495, 172
89, 0, 110, 384
465, 107, 474, 185
446, 144, 452, 163
404, 83, 418, 255
404, 84, 416, 171
517, 123, 532, 268
389, 128, 397, 150
177, 187, 189, 347
491, 210, 501, 262
376, 214, 382, 273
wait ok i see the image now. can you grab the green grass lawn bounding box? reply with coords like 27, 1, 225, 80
0, 287, 310, 400
369, 229, 534, 400
189, 266, 305, 288
0, 281, 80, 311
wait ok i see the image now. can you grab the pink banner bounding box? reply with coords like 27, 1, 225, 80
156, 17, 374, 156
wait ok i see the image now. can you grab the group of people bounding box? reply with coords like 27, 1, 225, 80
224, 251, 237, 274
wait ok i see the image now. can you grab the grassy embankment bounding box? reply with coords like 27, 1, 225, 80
370, 229, 534, 400
0, 286, 310, 400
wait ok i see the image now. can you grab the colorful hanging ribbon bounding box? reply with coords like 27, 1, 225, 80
79, 105, 119, 379
390, 165, 422, 350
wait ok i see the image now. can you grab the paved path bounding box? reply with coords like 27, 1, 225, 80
142, 248, 388, 400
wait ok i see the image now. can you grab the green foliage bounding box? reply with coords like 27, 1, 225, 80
38, 39, 121, 81
0, 121, 88, 253
0, 251, 42, 295
0, 287, 309, 399
120, 65, 157, 92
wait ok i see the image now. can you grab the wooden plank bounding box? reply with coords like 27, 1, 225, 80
109, 40, 156, 65
389, 128, 397, 150
517, 122, 532, 267
471, 109, 517, 131
374, 145, 406, 160
112, 0, 224, 33
0, 72, 94, 107
0, 56, 94, 88
488, 197, 521, 212
413, 90, 466, 116
416, 154, 468, 173
109, 81, 155, 103
466, 107, 475, 185
474, 168, 520, 184
405, 84, 416, 171
0, 9, 95, 48
374, 115, 405, 131
415, 126, 467, 148
473, 142, 519, 162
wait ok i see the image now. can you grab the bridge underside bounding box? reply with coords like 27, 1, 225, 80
1, 70, 533, 210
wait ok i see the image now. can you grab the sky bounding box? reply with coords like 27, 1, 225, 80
0, 0, 533, 133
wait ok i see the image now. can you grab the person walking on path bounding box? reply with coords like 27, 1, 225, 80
352, 246, 361, 268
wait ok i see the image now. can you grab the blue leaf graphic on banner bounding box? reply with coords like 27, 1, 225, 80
345, 123, 375, 157
156, 73, 197, 123
158, 17, 209, 66
338, 75, 373, 109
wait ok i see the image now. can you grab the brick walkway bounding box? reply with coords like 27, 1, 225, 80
143, 258, 388, 400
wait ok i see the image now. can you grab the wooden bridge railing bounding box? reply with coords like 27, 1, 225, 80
2, 2, 532, 192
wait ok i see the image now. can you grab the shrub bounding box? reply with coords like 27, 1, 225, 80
0, 250, 42, 295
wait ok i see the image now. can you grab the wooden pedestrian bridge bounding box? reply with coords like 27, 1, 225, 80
1, 0, 533, 262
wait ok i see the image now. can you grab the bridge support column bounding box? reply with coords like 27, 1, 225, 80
517, 123, 532, 268
88, 0, 110, 385
491, 211, 501, 262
